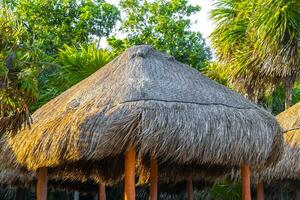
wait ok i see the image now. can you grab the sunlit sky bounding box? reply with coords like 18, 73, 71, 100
101, 0, 215, 48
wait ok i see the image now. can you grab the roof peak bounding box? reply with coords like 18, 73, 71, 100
126, 45, 176, 61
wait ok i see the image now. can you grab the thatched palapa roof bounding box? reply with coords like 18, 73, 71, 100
0, 169, 35, 187
254, 102, 300, 182
5, 45, 282, 184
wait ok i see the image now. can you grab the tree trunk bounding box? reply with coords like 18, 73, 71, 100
37, 167, 48, 200
124, 146, 135, 200
285, 74, 296, 109
150, 158, 158, 200
256, 181, 264, 200
241, 163, 251, 200
285, 84, 293, 109
97, 36, 102, 49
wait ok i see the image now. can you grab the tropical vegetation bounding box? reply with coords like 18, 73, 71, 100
209, 0, 300, 109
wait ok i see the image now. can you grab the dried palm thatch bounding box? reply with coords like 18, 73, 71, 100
230, 102, 300, 182
253, 102, 300, 182
5, 45, 282, 184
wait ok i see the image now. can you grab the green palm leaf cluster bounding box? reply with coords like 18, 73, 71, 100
210, 0, 300, 106
33, 44, 113, 110
56, 44, 112, 88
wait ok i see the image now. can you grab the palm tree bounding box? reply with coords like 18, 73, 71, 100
210, 0, 268, 101
210, 0, 300, 107
253, 0, 300, 109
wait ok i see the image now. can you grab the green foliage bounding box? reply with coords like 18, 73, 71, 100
108, 0, 211, 70
0, 8, 40, 133
56, 45, 112, 87
254, 0, 300, 66
262, 83, 300, 115
210, 0, 300, 106
199, 180, 242, 200
253, 0, 300, 108
210, 0, 266, 99
0, 0, 119, 133
32, 44, 113, 110
4, 0, 120, 54
202, 62, 229, 86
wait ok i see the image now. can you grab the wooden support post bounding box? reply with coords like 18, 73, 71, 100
187, 177, 193, 200
150, 158, 158, 200
98, 183, 106, 200
241, 163, 251, 200
37, 167, 48, 200
124, 146, 136, 200
256, 181, 264, 200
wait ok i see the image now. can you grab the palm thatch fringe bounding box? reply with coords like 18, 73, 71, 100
7, 102, 282, 170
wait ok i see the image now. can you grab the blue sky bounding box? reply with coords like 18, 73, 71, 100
102, 0, 215, 48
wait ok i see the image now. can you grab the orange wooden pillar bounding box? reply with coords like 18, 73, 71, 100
98, 183, 106, 200
37, 167, 48, 200
241, 163, 251, 200
124, 147, 136, 200
256, 181, 264, 200
150, 158, 158, 200
187, 177, 193, 200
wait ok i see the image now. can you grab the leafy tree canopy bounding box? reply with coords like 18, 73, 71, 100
108, 0, 211, 70
2, 0, 120, 54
